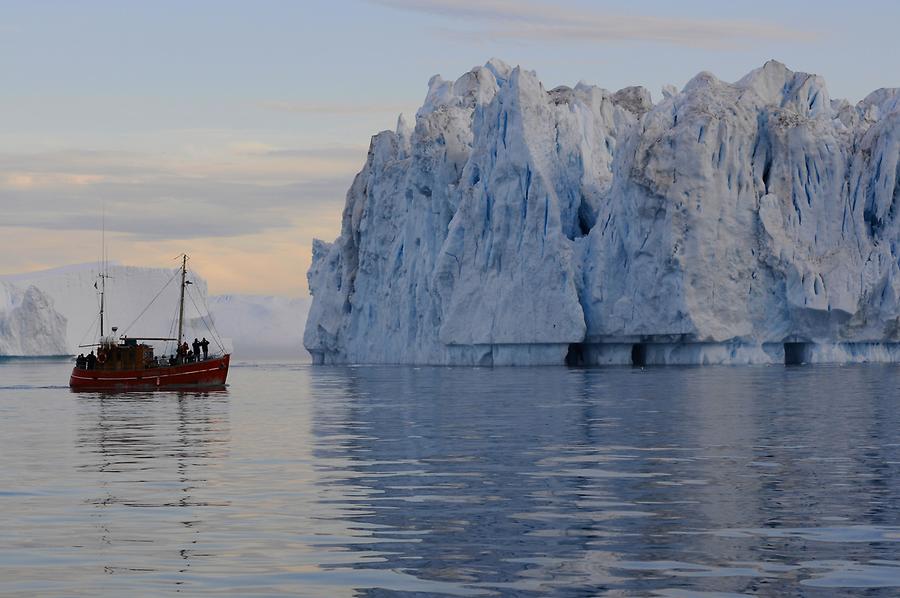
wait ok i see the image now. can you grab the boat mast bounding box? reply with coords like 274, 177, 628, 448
177, 254, 188, 344
99, 204, 107, 339
99, 272, 106, 338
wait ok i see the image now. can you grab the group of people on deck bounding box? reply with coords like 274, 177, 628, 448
76, 337, 212, 370
75, 351, 96, 370
178, 337, 210, 362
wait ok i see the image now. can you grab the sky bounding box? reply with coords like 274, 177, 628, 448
2, 0, 899, 296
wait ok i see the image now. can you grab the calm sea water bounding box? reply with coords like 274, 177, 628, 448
2, 359, 900, 596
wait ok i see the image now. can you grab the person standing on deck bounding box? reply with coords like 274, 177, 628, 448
200, 337, 209, 360
86, 351, 96, 370
192, 338, 201, 360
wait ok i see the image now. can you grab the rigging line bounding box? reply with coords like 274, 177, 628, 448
191, 267, 218, 323
198, 292, 226, 352
187, 290, 225, 354
77, 312, 101, 348
186, 287, 226, 353
187, 267, 227, 350
118, 270, 179, 337
163, 262, 183, 354
162, 276, 181, 356
166, 299, 180, 354
191, 270, 217, 338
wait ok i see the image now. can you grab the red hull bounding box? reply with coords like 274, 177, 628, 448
69, 354, 230, 391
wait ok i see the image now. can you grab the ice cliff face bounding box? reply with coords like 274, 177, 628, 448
0, 282, 67, 356
305, 60, 900, 365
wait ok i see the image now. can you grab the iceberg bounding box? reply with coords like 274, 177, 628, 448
1, 263, 214, 357
208, 295, 310, 359
305, 59, 900, 365
0, 282, 68, 356
1, 264, 311, 359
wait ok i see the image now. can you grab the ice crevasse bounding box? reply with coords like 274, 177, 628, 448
305, 59, 900, 365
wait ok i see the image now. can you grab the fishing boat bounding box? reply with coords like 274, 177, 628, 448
69, 255, 230, 390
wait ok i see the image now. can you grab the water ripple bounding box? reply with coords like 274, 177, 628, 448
4, 361, 900, 595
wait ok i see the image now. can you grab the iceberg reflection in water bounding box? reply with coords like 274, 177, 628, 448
307, 365, 900, 596
2, 360, 900, 595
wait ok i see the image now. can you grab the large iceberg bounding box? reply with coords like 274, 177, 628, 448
305, 59, 900, 365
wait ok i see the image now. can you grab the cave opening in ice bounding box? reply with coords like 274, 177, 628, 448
565, 343, 585, 366
784, 342, 811, 365
631, 343, 647, 367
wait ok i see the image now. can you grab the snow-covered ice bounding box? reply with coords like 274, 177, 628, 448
208, 294, 310, 359
0, 282, 68, 356
305, 59, 900, 365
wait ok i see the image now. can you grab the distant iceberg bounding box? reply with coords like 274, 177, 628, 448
1, 263, 212, 357
305, 60, 900, 365
0, 282, 67, 356
208, 294, 310, 359
1, 264, 310, 359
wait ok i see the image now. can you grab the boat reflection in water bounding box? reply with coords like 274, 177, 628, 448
76, 389, 230, 582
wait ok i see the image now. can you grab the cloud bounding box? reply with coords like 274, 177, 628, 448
0, 176, 350, 239
0, 220, 337, 297
0, 141, 362, 294
0, 149, 159, 178
261, 100, 410, 114
222, 141, 366, 157
369, 0, 816, 48
237, 145, 369, 159
0, 148, 359, 241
